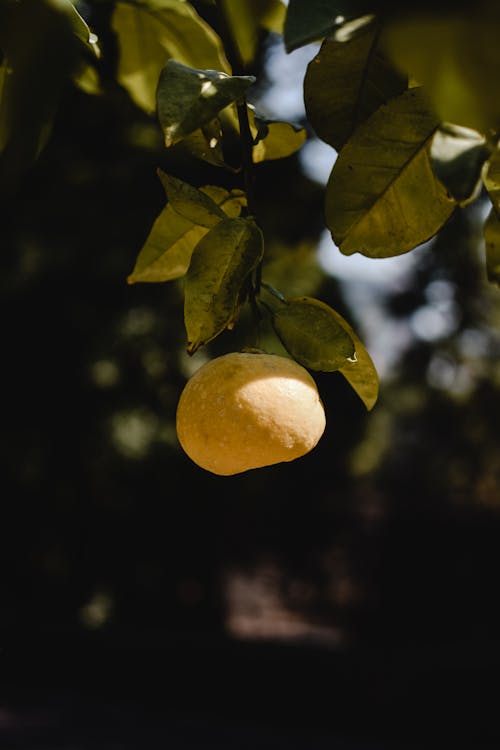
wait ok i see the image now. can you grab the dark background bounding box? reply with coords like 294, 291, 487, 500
1, 7, 500, 748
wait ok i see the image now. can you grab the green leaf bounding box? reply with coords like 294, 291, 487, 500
382, 10, 500, 132
111, 0, 231, 114
0, 57, 9, 148
483, 207, 500, 286
331, 307, 379, 410
216, 0, 260, 68
483, 145, 500, 215
184, 217, 264, 354
157, 170, 226, 227
0, 0, 82, 194
72, 61, 102, 96
262, 244, 325, 299
69, 3, 101, 95
156, 60, 255, 147
258, 0, 287, 34
304, 20, 407, 151
284, 0, 364, 52
272, 296, 355, 371
172, 119, 226, 167
326, 87, 456, 258
68, 1, 100, 58
128, 183, 246, 283
206, 186, 247, 217
217, 0, 286, 67
430, 123, 491, 206
251, 116, 307, 162
128, 207, 207, 283
271, 295, 378, 407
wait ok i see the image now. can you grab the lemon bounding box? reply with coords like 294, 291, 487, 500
176, 351, 326, 476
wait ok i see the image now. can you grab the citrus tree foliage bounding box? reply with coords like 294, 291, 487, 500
4, 1, 500, 414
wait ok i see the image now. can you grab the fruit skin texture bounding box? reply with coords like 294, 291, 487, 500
176, 351, 326, 476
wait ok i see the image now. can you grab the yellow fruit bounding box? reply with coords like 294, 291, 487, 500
176, 351, 326, 476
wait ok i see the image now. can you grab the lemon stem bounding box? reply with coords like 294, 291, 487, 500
214, 4, 258, 209
215, 0, 264, 331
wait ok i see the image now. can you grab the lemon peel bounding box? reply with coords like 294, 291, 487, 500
176, 351, 326, 476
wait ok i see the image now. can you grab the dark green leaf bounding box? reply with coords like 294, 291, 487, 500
111, 0, 230, 114
483, 207, 500, 286
284, 0, 370, 52
272, 296, 355, 371
304, 20, 407, 151
157, 60, 255, 147
430, 123, 491, 205
184, 217, 264, 353
326, 87, 456, 258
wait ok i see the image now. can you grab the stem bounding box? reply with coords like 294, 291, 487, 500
215, 1, 262, 300
236, 98, 257, 217
261, 282, 288, 304
214, 0, 257, 213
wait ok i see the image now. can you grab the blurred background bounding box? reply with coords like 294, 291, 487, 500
1, 5, 500, 748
